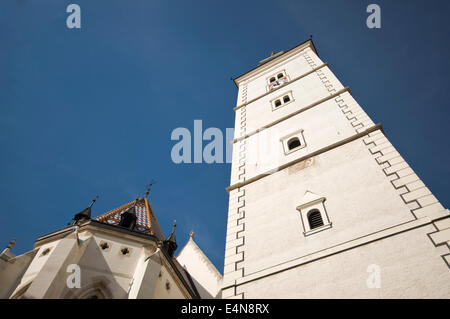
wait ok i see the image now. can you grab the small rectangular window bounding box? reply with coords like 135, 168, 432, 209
270, 91, 294, 111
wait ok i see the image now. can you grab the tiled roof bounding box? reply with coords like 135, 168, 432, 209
93, 197, 165, 240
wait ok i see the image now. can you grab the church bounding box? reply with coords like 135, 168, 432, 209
1, 39, 449, 298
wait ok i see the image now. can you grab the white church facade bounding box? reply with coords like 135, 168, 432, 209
1, 39, 449, 299
0, 197, 222, 299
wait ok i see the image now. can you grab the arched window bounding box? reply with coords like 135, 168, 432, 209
283, 95, 290, 103
287, 137, 301, 150
274, 99, 282, 107
307, 210, 324, 229
277, 73, 284, 79
270, 77, 276, 83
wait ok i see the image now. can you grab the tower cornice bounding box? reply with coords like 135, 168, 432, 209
226, 124, 384, 193
233, 86, 351, 143
232, 39, 318, 88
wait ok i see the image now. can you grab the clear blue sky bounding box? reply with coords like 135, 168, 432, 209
1, 0, 449, 272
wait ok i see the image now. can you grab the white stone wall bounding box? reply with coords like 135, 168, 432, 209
7, 227, 192, 299
223, 40, 450, 299
177, 237, 223, 298
236, 224, 450, 298
235, 66, 344, 135
236, 46, 323, 104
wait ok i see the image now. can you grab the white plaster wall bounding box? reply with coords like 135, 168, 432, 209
177, 238, 223, 298
241, 137, 417, 275
236, 67, 344, 135
236, 46, 323, 104
11, 240, 60, 295
0, 250, 36, 298
230, 98, 361, 185
71, 233, 144, 298
7, 227, 191, 299
152, 265, 186, 299
224, 40, 449, 299
236, 224, 450, 298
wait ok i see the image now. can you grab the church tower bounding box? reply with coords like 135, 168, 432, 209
222, 39, 450, 298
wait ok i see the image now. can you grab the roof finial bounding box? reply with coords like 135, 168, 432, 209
6, 238, 16, 250
164, 220, 178, 256
89, 195, 99, 208
0, 238, 16, 258
189, 230, 194, 239
72, 195, 99, 224
309, 34, 313, 39
172, 220, 177, 233
144, 180, 157, 198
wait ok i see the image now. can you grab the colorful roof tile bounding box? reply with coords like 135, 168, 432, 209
93, 197, 165, 240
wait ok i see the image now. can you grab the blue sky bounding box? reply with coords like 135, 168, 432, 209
1, 0, 449, 272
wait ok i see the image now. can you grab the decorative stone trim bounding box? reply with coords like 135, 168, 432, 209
362, 130, 445, 219
427, 216, 450, 269
231, 214, 446, 288
303, 52, 338, 96
361, 128, 450, 269
223, 82, 248, 298
223, 188, 246, 299
334, 91, 375, 134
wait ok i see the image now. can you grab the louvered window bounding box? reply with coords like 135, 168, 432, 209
307, 210, 324, 229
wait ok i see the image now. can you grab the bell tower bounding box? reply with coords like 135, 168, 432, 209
222, 39, 450, 298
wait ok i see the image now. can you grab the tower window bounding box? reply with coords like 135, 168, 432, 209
281, 129, 306, 154
307, 210, 324, 229
271, 91, 294, 110
287, 137, 301, 150
296, 191, 332, 236
267, 71, 288, 91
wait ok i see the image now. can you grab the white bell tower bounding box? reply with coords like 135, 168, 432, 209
222, 39, 450, 298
